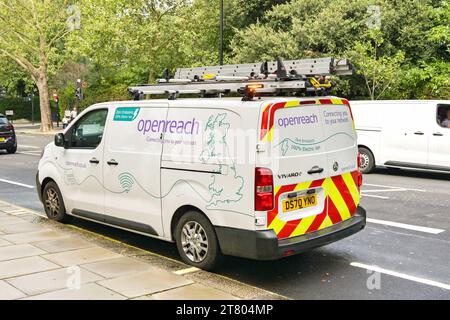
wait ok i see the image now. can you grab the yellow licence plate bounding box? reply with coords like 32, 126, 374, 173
282, 194, 317, 213
0, 138, 5, 142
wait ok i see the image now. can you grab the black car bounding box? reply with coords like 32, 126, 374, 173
0, 114, 17, 154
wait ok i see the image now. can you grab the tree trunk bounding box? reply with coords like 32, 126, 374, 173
36, 72, 52, 132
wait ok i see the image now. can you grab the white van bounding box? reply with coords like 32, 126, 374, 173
36, 96, 365, 270
351, 100, 450, 174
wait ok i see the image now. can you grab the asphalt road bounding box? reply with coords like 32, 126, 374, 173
1, 133, 449, 299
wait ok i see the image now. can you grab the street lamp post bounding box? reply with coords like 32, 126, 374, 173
219, 0, 224, 65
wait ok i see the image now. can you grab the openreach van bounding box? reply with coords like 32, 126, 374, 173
37, 58, 366, 270
351, 100, 450, 174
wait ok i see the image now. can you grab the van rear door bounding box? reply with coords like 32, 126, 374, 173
262, 99, 360, 240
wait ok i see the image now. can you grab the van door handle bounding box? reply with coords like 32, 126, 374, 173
107, 159, 119, 166
89, 158, 100, 164
307, 166, 324, 175
433, 132, 444, 137
414, 131, 424, 135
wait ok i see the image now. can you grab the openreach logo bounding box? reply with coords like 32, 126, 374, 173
277, 113, 319, 128
137, 118, 200, 135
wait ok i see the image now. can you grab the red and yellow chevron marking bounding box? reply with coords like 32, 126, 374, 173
260, 98, 353, 142
267, 170, 360, 239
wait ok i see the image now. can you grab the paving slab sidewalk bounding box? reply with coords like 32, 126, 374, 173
13, 123, 63, 136
0, 203, 240, 300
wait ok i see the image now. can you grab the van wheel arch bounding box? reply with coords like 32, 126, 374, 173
171, 205, 211, 240
41, 177, 56, 197
171, 206, 223, 270
358, 145, 375, 174
42, 180, 71, 223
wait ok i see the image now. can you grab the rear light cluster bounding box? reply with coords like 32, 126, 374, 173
357, 151, 361, 168
5, 124, 13, 131
357, 173, 363, 191
357, 152, 363, 191
255, 167, 274, 211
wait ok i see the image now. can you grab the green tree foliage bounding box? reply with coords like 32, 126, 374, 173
230, 0, 449, 99
348, 31, 405, 100
0, 0, 76, 131
0, 0, 448, 105
62, 0, 223, 107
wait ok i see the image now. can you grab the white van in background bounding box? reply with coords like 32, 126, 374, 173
36, 96, 365, 270
351, 100, 450, 174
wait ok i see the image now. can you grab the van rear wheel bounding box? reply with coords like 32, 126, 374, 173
42, 181, 71, 223
359, 147, 375, 174
175, 211, 223, 271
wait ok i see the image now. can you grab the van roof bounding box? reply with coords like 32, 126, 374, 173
94, 96, 346, 110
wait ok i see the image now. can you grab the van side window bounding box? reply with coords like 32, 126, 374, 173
68, 109, 108, 149
437, 105, 450, 128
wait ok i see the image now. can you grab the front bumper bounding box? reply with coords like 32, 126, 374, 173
36, 171, 42, 203
215, 206, 366, 260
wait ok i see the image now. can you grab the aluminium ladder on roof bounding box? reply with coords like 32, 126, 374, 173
174, 58, 352, 80
128, 57, 353, 100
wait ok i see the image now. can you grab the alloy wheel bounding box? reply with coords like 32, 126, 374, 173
181, 221, 209, 263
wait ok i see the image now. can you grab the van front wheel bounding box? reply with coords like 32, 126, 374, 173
175, 211, 223, 271
359, 147, 375, 174
42, 181, 71, 223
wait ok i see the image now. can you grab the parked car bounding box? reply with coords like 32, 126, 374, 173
351, 100, 450, 174
0, 113, 17, 154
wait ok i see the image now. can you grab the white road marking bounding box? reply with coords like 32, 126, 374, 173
3, 209, 29, 215
361, 188, 407, 193
367, 218, 445, 234
0, 178, 35, 189
18, 145, 40, 149
361, 194, 390, 199
173, 267, 200, 275
350, 262, 450, 290
17, 152, 40, 157
364, 183, 427, 192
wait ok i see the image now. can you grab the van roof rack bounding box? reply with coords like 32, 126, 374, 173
128, 57, 353, 101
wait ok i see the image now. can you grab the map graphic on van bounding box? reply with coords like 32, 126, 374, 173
200, 113, 244, 208
113, 107, 140, 121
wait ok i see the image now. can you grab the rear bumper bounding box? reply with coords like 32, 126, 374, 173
0, 134, 16, 149
215, 206, 366, 260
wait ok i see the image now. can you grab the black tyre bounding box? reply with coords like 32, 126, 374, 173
175, 211, 223, 271
6, 146, 17, 154
42, 181, 71, 223
359, 147, 375, 174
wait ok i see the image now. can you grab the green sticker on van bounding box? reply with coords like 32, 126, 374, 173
114, 107, 140, 121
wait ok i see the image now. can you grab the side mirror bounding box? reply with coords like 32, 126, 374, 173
54, 133, 66, 148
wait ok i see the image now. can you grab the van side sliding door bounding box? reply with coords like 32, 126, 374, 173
428, 104, 450, 170
102, 104, 169, 237
382, 103, 428, 167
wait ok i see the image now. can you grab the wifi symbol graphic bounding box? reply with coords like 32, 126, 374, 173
118, 173, 135, 193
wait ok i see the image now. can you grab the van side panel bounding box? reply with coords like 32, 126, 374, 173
161, 104, 258, 239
